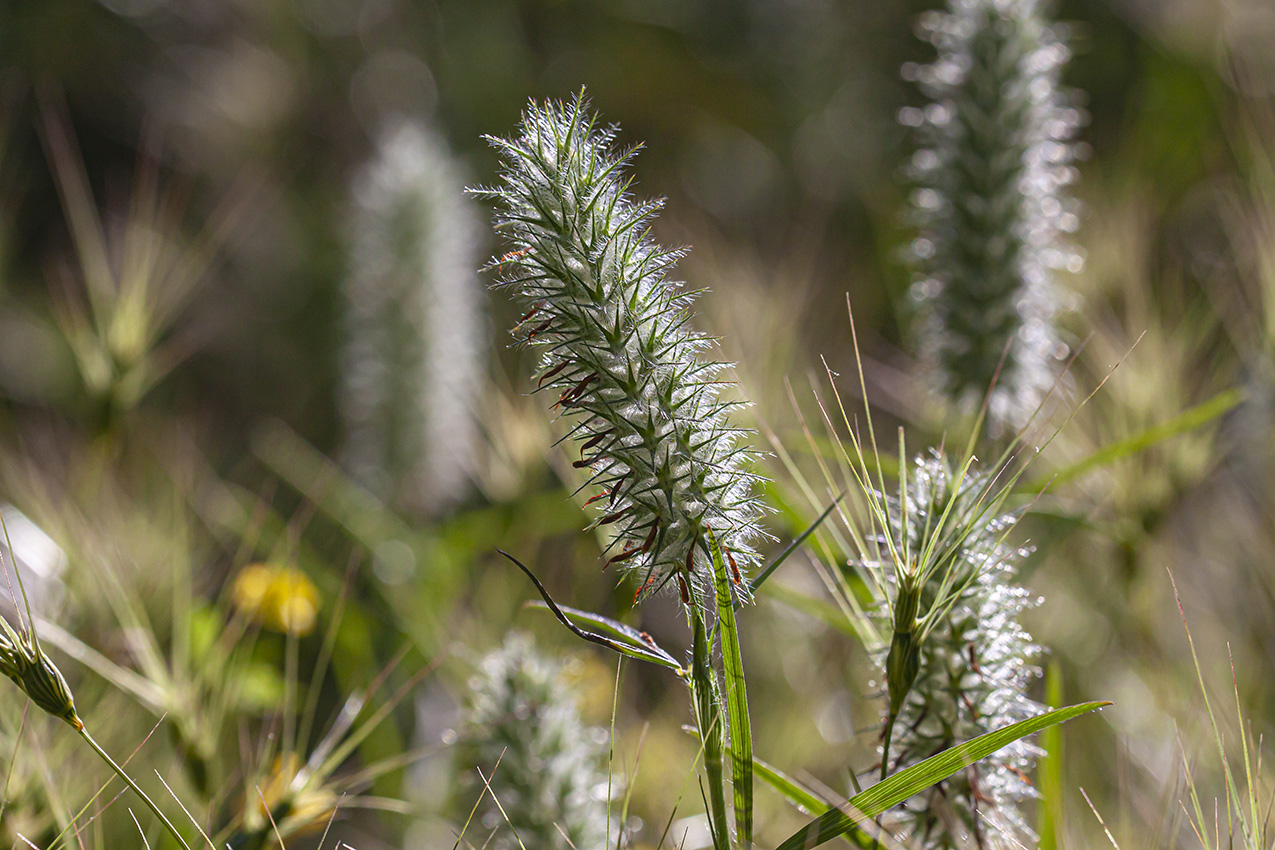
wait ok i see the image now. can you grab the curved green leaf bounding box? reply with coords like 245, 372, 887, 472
501, 551, 683, 670
776, 701, 1111, 850
526, 600, 680, 668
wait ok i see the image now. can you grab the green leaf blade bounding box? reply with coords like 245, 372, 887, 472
709, 532, 754, 849
1027, 388, 1243, 491
502, 551, 683, 670
775, 701, 1111, 850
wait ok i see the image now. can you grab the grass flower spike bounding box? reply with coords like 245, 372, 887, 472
904, 0, 1082, 429
479, 94, 766, 604
456, 634, 614, 850
877, 452, 1042, 849
0, 611, 80, 730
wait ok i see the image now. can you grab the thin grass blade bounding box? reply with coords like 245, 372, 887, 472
690, 604, 729, 850
755, 758, 874, 850
1026, 388, 1243, 491
747, 492, 845, 600
1037, 660, 1066, 850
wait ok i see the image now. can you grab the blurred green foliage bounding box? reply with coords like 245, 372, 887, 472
0, 1, 1273, 848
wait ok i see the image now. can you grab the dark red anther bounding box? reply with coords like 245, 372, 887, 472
499, 248, 531, 266
517, 300, 544, 324
527, 318, 553, 339
685, 546, 695, 574
557, 372, 598, 407
536, 361, 569, 388
678, 574, 690, 604
580, 428, 613, 455
604, 544, 643, 571
572, 457, 595, 469
1006, 765, 1032, 785
584, 488, 613, 506
640, 522, 659, 553
608, 474, 628, 506
597, 509, 627, 526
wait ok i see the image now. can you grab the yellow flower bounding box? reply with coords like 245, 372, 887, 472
239, 753, 338, 845
232, 564, 320, 637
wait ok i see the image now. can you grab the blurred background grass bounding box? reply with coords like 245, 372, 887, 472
1, 1, 1274, 848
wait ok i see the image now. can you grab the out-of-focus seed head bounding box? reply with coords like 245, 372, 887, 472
340, 121, 485, 517
905, 0, 1084, 430
456, 633, 616, 850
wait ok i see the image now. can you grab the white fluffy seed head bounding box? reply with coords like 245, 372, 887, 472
879, 452, 1043, 849
477, 94, 768, 605
906, 0, 1082, 431
339, 121, 485, 517
457, 634, 616, 850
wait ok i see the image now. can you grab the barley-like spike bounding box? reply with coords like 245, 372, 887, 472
339, 120, 485, 516
456, 634, 617, 850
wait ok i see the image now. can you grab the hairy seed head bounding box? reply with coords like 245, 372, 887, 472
340, 121, 485, 516
477, 94, 768, 604
878, 452, 1042, 849
905, 0, 1083, 429
456, 634, 616, 850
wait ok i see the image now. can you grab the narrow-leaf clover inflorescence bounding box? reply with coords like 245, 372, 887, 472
877, 452, 1043, 850
456, 633, 616, 850
340, 121, 485, 516
477, 94, 767, 606
904, 0, 1083, 430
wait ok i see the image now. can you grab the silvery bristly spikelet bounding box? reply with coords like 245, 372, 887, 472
903, 0, 1083, 430
340, 120, 485, 516
477, 95, 766, 605
457, 633, 614, 850
880, 452, 1042, 850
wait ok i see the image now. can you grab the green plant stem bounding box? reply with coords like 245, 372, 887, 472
690, 603, 730, 850
879, 714, 896, 784
78, 725, 192, 850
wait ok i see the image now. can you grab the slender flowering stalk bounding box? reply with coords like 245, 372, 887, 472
903, 0, 1083, 429
477, 94, 766, 604
456, 634, 615, 850
340, 121, 485, 516
876, 452, 1042, 850
0, 545, 192, 849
